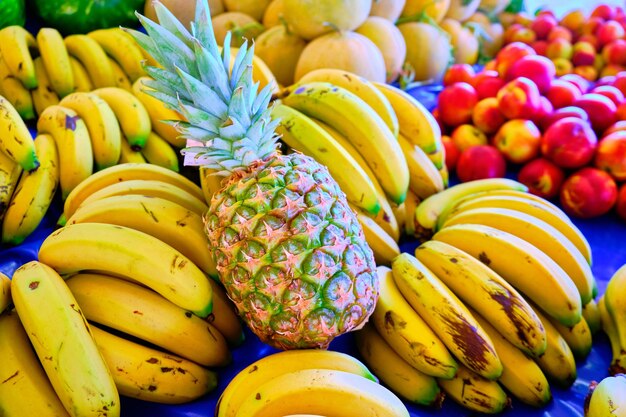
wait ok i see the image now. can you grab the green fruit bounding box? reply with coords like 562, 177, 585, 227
0, 0, 26, 29
32, 0, 145, 35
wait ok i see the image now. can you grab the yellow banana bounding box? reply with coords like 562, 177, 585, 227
437, 364, 510, 414
583, 298, 602, 335
59, 92, 122, 170
38, 222, 213, 318
599, 295, 626, 375
391, 200, 406, 237
0, 94, 38, 171
397, 132, 444, 199
352, 207, 400, 265
88, 28, 146, 82
438, 165, 449, 188
63, 162, 205, 219
0, 71, 35, 120
200, 166, 225, 204
79, 178, 208, 217
355, 323, 443, 406
66, 273, 229, 366
36, 28, 73, 97
371, 266, 457, 379
2, 133, 59, 245
92, 87, 152, 149
36, 105, 93, 199
373, 81, 442, 155
63, 34, 116, 88
281, 81, 409, 204
108, 57, 132, 91
433, 223, 582, 327
604, 264, 626, 352
119, 136, 147, 163
0, 310, 70, 417
207, 278, 245, 346
585, 374, 626, 417
11, 261, 120, 417
0, 25, 38, 89
472, 309, 552, 407
68, 56, 93, 92
0, 272, 10, 313
0, 148, 22, 221
546, 313, 592, 360
391, 253, 503, 379
216, 350, 378, 417
141, 131, 180, 171
441, 207, 595, 305
67, 194, 216, 276
313, 119, 399, 240
234, 368, 409, 417
414, 240, 547, 356
296, 68, 400, 137
273, 104, 380, 215
132, 76, 186, 148
31, 57, 60, 116
427, 145, 446, 169
402, 189, 420, 237
90, 324, 217, 404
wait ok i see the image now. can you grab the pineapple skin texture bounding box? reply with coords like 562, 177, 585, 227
205, 153, 379, 350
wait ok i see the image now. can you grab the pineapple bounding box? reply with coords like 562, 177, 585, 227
128, 0, 378, 349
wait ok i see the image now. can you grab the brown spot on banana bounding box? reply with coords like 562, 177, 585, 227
28, 280, 39, 290
478, 252, 491, 265
440, 312, 494, 373
160, 367, 173, 373
1, 370, 19, 384
146, 357, 159, 364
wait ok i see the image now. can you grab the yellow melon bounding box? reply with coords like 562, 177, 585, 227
144, 0, 224, 29
440, 18, 479, 65
369, 0, 406, 22
401, 0, 451, 23
356, 16, 406, 82
212, 12, 264, 47
398, 21, 452, 82
294, 31, 386, 82
283, 0, 373, 40
482, 22, 504, 59
223, 0, 273, 21
445, 0, 481, 21
262, 0, 285, 28
255, 25, 307, 87
479, 0, 510, 15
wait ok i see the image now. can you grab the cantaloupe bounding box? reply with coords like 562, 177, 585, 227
262, 0, 285, 28
369, 0, 406, 22
445, 0, 481, 21
144, 0, 224, 30
398, 21, 453, 82
212, 11, 264, 47
400, 0, 451, 23
283, 0, 373, 40
255, 25, 307, 87
223, 0, 272, 21
356, 16, 406, 82
479, 0, 510, 15
440, 18, 479, 65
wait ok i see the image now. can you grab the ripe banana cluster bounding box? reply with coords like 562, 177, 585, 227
268, 68, 446, 265
216, 349, 409, 417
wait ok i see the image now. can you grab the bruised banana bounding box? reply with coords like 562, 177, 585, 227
0, 94, 39, 171
36, 28, 74, 97
0, 25, 38, 89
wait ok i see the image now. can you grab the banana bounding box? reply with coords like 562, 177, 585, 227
38, 222, 213, 318
66, 273, 229, 366
216, 350, 378, 417
36, 28, 73, 97
234, 368, 410, 417
11, 261, 120, 417
67, 194, 216, 276
0, 94, 38, 171
36, 105, 93, 199
441, 206, 595, 305
108, 57, 132, 91
296, 68, 400, 137
92, 87, 152, 149
273, 104, 380, 215
0, 26, 38, 89
141, 131, 180, 171
90, 325, 217, 404
79, 178, 208, 217
397, 132, 444, 199
433, 223, 582, 327
31, 57, 60, 116
0, 69, 35, 120
119, 136, 147, 163
355, 323, 444, 406
402, 189, 420, 237
0, 272, 10, 313
1, 133, 59, 245
391, 200, 406, 236
472, 309, 552, 407
438, 191, 593, 264
200, 166, 225, 204
531, 305, 578, 388
371, 266, 457, 379
0, 310, 70, 417
583, 298, 602, 335
546, 313, 593, 360
415, 178, 528, 235
585, 374, 626, 417
427, 145, 446, 169
207, 278, 245, 346
313, 119, 399, 240
0, 148, 22, 221
604, 264, 626, 352
59, 92, 122, 171
352, 207, 400, 265
68, 57, 93, 92
63, 162, 205, 219
599, 295, 626, 375
132, 76, 186, 148
437, 363, 510, 414
414, 240, 547, 356
391, 253, 503, 379
438, 165, 449, 188
281, 81, 409, 204
63, 34, 116, 88
88, 28, 146, 82
373, 81, 441, 155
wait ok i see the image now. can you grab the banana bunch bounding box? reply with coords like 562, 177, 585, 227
215, 349, 410, 417
601, 265, 626, 375
584, 374, 626, 417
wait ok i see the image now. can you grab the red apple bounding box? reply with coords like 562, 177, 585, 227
582, 17, 606, 36
456, 145, 507, 182
601, 64, 626, 77
437, 82, 479, 127
546, 79, 582, 109
506, 55, 556, 94
451, 124, 488, 152
603, 120, 626, 136
518, 158, 565, 199
602, 39, 626, 66
560, 167, 618, 218
547, 25, 574, 43
591, 85, 625, 106
552, 57, 573, 76
534, 96, 554, 125
431, 108, 447, 135
471, 70, 505, 99
541, 117, 598, 168
572, 41, 597, 66
560, 9, 585, 34
495, 42, 536, 78
504, 23, 525, 44
472, 97, 506, 134
591, 4, 617, 20
497, 77, 541, 120
616, 102, 626, 120
546, 38, 573, 60
574, 93, 618, 133
597, 20, 625, 47
442, 135, 460, 171
559, 73, 590, 93
615, 183, 626, 220
612, 72, 626, 95
510, 27, 536, 45
531, 40, 548, 56
443, 64, 475, 87
594, 131, 626, 180
541, 105, 589, 130
493, 119, 542, 164
531, 14, 558, 40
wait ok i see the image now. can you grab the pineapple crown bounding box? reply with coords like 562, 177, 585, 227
125, 0, 280, 174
